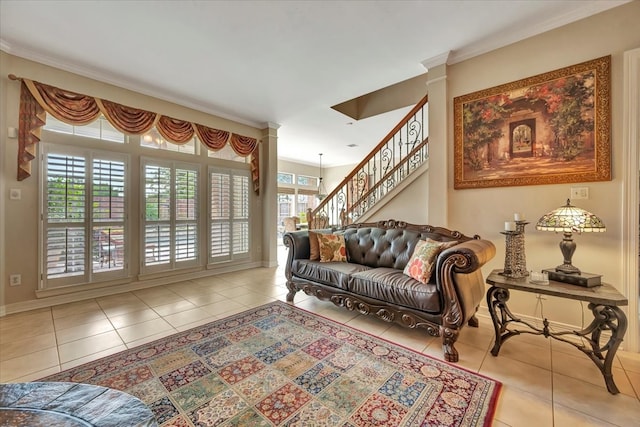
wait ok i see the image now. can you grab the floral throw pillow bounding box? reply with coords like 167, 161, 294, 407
403, 238, 458, 284
317, 233, 348, 262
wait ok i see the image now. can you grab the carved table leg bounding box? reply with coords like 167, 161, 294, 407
573, 304, 627, 394
486, 286, 521, 356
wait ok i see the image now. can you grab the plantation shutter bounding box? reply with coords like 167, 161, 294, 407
92, 158, 125, 272
209, 168, 250, 262
232, 174, 249, 255
43, 146, 129, 288
175, 168, 198, 261
45, 154, 86, 279
210, 172, 231, 260
144, 165, 172, 266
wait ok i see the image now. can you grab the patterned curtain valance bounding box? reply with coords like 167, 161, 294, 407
9, 75, 260, 193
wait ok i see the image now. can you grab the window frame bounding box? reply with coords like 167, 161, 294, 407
208, 166, 251, 265
40, 143, 130, 289
43, 115, 126, 144
297, 174, 318, 187
140, 157, 201, 274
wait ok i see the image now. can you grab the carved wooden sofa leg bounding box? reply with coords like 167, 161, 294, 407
286, 282, 298, 302
440, 326, 460, 363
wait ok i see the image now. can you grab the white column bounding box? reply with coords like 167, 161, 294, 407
424, 57, 450, 226
260, 123, 279, 268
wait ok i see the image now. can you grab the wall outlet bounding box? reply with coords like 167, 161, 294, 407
9, 274, 21, 286
570, 186, 589, 200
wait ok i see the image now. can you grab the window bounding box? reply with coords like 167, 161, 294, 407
208, 144, 249, 164
39, 115, 256, 291
42, 145, 128, 288
142, 159, 199, 272
277, 190, 294, 232
296, 191, 318, 220
297, 175, 318, 187
209, 168, 250, 263
140, 128, 197, 155
277, 172, 294, 184
44, 115, 125, 143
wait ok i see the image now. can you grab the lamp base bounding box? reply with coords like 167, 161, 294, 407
543, 269, 602, 287
555, 263, 580, 274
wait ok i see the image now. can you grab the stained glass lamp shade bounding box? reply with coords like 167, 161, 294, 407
535, 199, 606, 274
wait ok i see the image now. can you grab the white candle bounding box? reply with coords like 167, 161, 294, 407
514, 213, 524, 221
504, 221, 516, 231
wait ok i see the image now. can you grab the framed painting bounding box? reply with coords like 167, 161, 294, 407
453, 55, 611, 189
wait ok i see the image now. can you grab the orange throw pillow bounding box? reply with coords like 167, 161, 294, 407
309, 231, 320, 261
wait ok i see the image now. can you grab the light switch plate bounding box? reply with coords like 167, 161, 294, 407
9, 189, 21, 200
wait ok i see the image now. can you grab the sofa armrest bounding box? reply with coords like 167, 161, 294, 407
283, 230, 311, 261
437, 239, 496, 275
435, 239, 496, 326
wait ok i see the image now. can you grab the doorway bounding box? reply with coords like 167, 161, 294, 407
509, 119, 536, 158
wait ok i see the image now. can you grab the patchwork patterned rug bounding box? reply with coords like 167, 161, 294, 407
42, 301, 501, 426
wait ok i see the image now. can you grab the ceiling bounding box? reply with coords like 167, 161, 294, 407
0, 1, 627, 167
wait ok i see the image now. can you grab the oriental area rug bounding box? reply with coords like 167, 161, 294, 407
42, 301, 501, 426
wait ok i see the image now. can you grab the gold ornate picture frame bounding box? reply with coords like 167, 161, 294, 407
454, 56, 611, 189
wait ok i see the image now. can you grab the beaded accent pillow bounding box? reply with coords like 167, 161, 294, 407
317, 233, 348, 262
403, 238, 458, 283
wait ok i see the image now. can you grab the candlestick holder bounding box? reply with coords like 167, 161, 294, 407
501, 221, 529, 278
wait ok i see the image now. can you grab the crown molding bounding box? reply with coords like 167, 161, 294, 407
262, 122, 281, 130
0, 40, 263, 129
420, 51, 452, 71
447, 1, 629, 65
0, 39, 12, 53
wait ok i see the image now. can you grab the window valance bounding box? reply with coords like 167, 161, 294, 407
9, 75, 260, 193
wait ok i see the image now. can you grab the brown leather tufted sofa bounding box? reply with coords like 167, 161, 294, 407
283, 219, 496, 362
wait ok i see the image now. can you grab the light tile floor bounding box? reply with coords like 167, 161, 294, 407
1, 251, 639, 426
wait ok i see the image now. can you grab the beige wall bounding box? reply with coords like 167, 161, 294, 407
308, 1, 639, 332
0, 53, 265, 308
443, 3, 640, 326
2, 2, 639, 333
368, 171, 430, 225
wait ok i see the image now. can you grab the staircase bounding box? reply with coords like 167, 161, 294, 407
308, 95, 428, 228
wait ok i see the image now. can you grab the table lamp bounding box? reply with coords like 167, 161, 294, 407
535, 199, 606, 286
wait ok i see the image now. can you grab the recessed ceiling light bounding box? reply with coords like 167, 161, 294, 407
347, 144, 358, 148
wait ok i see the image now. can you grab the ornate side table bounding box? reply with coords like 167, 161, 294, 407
485, 269, 628, 394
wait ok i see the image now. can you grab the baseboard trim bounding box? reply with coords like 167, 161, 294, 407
1, 261, 264, 316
